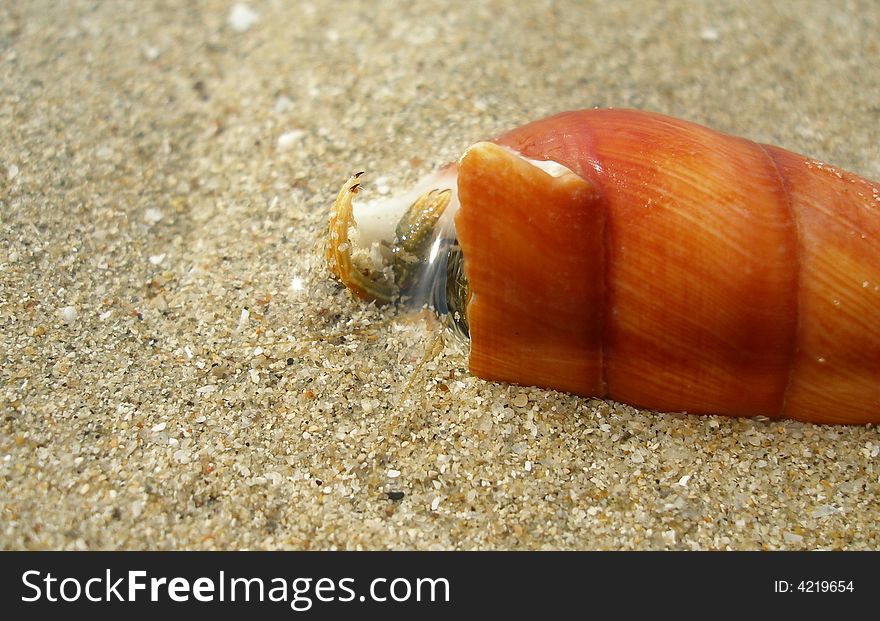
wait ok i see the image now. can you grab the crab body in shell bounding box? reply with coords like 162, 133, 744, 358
326, 109, 880, 424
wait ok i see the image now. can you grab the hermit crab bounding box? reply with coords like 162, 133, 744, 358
326, 109, 880, 424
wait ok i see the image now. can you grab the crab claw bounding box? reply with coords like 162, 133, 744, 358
325, 174, 398, 303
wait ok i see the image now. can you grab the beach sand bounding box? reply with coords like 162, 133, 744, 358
2, 0, 879, 549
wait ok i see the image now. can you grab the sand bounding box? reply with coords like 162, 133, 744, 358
2, 0, 879, 550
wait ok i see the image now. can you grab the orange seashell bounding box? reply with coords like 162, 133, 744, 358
328, 109, 880, 424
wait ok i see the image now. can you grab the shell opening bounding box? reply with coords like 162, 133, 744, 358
325, 144, 578, 340
326, 167, 462, 322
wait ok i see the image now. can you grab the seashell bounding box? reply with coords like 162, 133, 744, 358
327, 109, 880, 424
